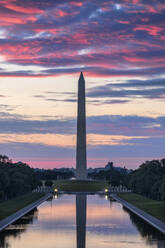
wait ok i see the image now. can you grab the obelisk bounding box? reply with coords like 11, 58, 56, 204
76, 72, 87, 180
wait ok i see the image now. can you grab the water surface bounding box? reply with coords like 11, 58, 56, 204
0, 194, 165, 248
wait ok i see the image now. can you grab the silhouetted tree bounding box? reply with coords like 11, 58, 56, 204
0, 155, 37, 200
128, 159, 165, 202
45, 180, 53, 187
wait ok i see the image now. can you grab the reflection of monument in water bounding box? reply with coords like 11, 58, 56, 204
76, 194, 87, 248
76, 72, 87, 180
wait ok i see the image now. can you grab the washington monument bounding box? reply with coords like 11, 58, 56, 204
76, 72, 87, 180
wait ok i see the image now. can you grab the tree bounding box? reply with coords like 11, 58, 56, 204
37, 180, 43, 187
45, 180, 53, 187
127, 159, 165, 202
0, 155, 38, 200
160, 175, 165, 202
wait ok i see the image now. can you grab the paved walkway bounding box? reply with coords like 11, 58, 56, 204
0, 193, 52, 232
111, 194, 165, 235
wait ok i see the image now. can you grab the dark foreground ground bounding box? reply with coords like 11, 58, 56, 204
0, 193, 45, 221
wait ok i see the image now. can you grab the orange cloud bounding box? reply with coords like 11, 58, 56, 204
0, 133, 147, 147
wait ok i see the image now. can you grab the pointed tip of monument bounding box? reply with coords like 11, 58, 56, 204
79, 71, 85, 81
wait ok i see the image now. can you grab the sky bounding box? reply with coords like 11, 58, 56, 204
0, 0, 165, 169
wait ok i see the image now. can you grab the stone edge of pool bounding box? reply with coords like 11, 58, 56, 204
0, 193, 52, 232
111, 194, 165, 235
2, 192, 164, 235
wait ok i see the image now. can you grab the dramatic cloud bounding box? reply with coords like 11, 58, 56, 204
32, 78, 165, 104
87, 78, 165, 100
0, 114, 165, 138
0, 0, 164, 78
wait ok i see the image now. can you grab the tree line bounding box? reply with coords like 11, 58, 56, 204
0, 156, 38, 200
0, 154, 164, 203
126, 159, 165, 202
88, 163, 129, 185
34, 168, 74, 181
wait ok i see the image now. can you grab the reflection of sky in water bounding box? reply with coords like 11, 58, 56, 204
0, 194, 165, 248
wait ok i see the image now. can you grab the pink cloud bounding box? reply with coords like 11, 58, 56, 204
71, 2, 83, 7
4, 3, 43, 14
134, 25, 163, 36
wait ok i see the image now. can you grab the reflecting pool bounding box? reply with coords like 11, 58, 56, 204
0, 194, 165, 248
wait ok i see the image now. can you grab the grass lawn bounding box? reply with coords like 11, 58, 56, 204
53, 180, 108, 192
118, 193, 165, 223
0, 192, 45, 221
